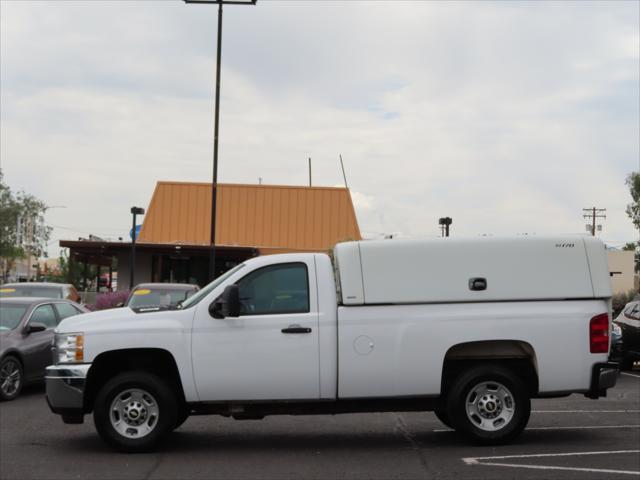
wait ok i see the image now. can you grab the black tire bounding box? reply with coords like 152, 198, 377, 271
0, 356, 23, 402
434, 409, 453, 429
174, 406, 190, 430
445, 364, 530, 445
93, 372, 177, 453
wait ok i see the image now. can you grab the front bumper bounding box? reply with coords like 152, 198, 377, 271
45, 364, 91, 424
585, 362, 618, 399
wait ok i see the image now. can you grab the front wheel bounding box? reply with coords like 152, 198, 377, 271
174, 406, 190, 430
446, 364, 530, 445
93, 372, 177, 452
0, 356, 23, 401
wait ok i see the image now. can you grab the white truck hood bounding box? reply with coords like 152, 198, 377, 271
56, 307, 192, 334
56, 307, 138, 333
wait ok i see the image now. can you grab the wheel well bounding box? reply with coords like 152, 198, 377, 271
1, 351, 23, 369
441, 340, 539, 396
83, 348, 185, 413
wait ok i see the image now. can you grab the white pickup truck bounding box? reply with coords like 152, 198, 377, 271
46, 236, 617, 452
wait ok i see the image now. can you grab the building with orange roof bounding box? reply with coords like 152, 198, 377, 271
60, 181, 361, 290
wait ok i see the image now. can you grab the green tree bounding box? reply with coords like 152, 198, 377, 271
0, 170, 52, 281
1, 171, 23, 280
622, 241, 640, 273
626, 172, 640, 230
44, 249, 88, 287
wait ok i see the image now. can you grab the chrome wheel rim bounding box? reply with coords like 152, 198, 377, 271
465, 381, 515, 432
109, 388, 159, 439
0, 359, 21, 397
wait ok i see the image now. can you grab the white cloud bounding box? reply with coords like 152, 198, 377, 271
1, 0, 638, 256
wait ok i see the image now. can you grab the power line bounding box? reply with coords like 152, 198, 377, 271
46, 223, 124, 235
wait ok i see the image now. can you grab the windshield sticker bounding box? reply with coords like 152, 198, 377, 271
0, 288, 16, 293
133, 289, 151, 296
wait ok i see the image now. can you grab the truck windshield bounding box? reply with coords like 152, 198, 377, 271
179, 263, 246, 309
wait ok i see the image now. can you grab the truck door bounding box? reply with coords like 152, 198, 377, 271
191, 259, 320, 401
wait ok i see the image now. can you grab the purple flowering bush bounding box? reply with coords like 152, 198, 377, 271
87, 290, 130, 311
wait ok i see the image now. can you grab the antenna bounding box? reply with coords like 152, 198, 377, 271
339, 154, 349, 189
308, 158, 312, 186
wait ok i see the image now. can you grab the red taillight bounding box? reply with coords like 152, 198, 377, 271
590, 313, 609, 354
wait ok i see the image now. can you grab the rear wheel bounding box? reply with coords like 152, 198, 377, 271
434, 409, 453, 429
446, 364, 530, 445
93, 372, 177, 452
0, 356, 23, 401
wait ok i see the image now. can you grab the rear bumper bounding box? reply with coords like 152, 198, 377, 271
584, 362, 618, 399
609, 338, 624, 363
45, 364, 91, 424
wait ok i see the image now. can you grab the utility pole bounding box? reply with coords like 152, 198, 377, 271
582, 208, 606, 236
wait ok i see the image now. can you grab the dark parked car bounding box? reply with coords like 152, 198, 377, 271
0, 282, 81, 303
125, 283, 199, 309
609, 322, 624, 365
613, 301, 640, 370
0, 297, 88, 401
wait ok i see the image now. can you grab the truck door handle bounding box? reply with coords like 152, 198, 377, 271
469, 277, 487, 291
281, 325, 312, 334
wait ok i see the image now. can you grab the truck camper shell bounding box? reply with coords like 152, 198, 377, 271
334, 236, 612, 306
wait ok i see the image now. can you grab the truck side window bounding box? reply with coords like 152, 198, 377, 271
237, 263, 310, 315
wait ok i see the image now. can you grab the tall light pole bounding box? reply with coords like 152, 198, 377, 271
129, 207, 145, 290
184, 0, 257, 282
439, 217, 452, 237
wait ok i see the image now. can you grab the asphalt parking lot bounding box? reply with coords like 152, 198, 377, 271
1, 371, 639, 480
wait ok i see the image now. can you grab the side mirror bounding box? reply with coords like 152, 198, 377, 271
209, 285, 240, 319
25, 322, 47, 334
115, 302, 124, 308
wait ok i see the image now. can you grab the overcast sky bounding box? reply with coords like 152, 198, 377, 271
1, 0, 639, 256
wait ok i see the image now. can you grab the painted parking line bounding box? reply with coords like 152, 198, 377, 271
463, 449, 640, 476
621, 372, 640, 379
523, 424, 640, 431
532, 410, 640, 413
434, 424, 640, 433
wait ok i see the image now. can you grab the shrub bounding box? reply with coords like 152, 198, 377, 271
87, 290, 130, 311
612, 289, 637, 317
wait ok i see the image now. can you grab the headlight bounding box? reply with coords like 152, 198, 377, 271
55, 333, 84, 364
612, 324, 622, 336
